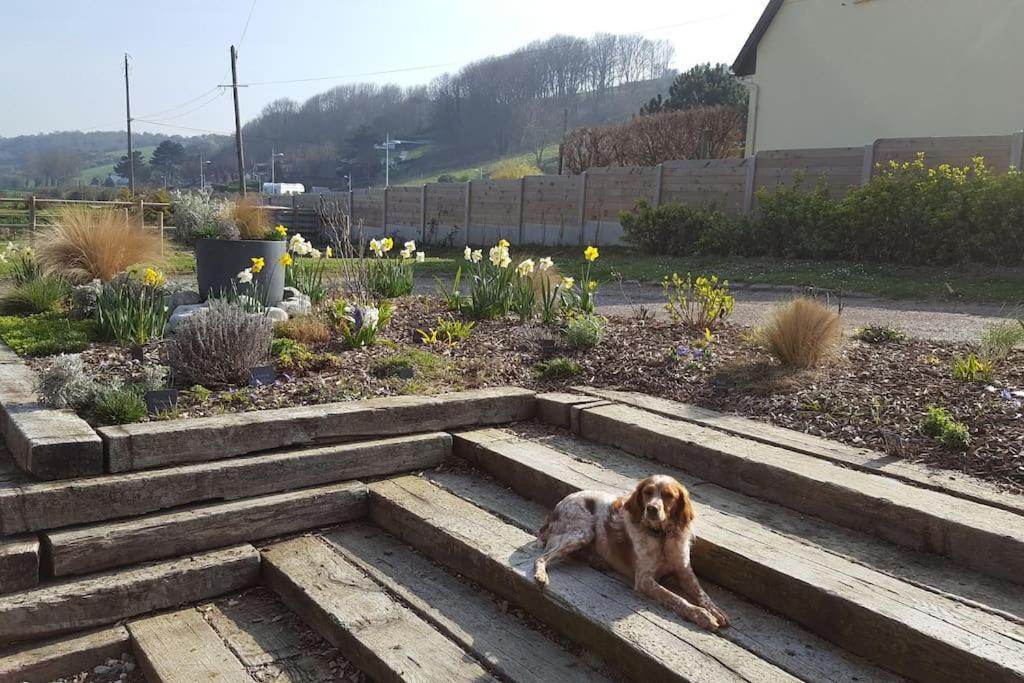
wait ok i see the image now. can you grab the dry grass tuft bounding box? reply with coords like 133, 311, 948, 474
764, 297, 842, 369
37, 207, 161, 283
233, 196, 271, 240
274, 316, 332, 344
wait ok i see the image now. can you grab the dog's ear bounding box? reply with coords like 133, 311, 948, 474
672, 483, 696, 529
623, 479, 646, 523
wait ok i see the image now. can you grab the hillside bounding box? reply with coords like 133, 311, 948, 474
77, 145, 158, 184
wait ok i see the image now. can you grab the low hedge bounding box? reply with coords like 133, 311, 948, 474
619, 155, 1024, 266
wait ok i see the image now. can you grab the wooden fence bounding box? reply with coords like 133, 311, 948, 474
0, 197, 173, 252
277, 130, 1024, 247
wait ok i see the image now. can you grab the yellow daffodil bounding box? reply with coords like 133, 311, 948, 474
325, 246, 333, 258
274, 225, 287, 238
561, 276, 575, 289
538, 257, 553, 271
516, 259, 535, 276
586, 279, 597, 291
142, 267, 164, 287
584, 245, 599, 262
464, 246, 473, 261
250, 257, 265, 273
279, 253, 293, 267
382, 237, 394, 252
497, 239, 510, 248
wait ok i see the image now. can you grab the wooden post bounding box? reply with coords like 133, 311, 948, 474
464, 181, 472, 246
28, 196, 36, 240
158, 211, 165, 256
517, 177, 525, 245
577, 171, 588, 246
382, 187, 389, 233
291, 194, 299, 232
742, 156, 757, 215
861, 143, 876, 185
420, 184, 427, 244
1011, 130, 1024, 170
653, 163, 664, 208
137, 199, 145, 229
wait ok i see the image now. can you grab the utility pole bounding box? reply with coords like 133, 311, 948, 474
557, 107, 568, 176
230, 45, 246, 196
123, 54, 135, 194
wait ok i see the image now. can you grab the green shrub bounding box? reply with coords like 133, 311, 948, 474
853, 324, 908, 344
0, 276, 69, 315
0, 313, 96, 356
619, 200, 731, 256
662, 273, 734, 330
94, 385, 147, 425
951, 353, 992, 382
536, 356, 582, 380
565, 314, 607, 351
748, 174, 844, 259
922, 406, 970, 450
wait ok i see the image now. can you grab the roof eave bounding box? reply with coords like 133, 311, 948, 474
732, 0, 785, 76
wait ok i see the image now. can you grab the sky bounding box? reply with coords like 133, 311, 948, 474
0, 0, 767, 138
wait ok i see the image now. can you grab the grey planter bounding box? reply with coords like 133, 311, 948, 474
195, 239, 287, 305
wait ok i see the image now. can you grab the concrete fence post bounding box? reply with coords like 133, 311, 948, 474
137, 199, 145, 229
653, 163, 664, 208
464, 181, 472, 246
517, 177, 525, 245
291, 194, 299, 233
382, 187, 389, 233
742, 156, 757, 215
28, 196, 36, 239
577, 171, 588, 246
861, 143, 876, 185
347, 189, 354, 231
420, 184, 427, 244
1011, 130, 1024, 170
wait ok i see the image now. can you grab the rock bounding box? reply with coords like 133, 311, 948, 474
166, 302, 210, 333
70, 280, 103, 319
94, 664, 111, 674
266, 306, 289, 322
282, 286, 303, 300
169, 289, 202, 309
278, 293, 312, 317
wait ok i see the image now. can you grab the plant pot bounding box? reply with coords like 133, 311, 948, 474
195, 239, 287, 305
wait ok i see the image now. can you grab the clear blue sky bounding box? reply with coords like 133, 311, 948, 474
0, 0, 766, 138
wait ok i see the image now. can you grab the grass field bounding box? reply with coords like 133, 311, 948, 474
77, 145, 158, 185
393, 145, 560, 186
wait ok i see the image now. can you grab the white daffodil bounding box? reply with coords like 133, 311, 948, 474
400, 248, 412, 259
369, 239, 384, 257
561, 276, 575, 289
516, 259, 535, 276
464, 246, 472, 261
404, 240, 416, 252
471, 249, 483, 263
538, 257, 553, 271
310, 248, 322, 259
416, 251, 425, 263
237, 268, 254, 284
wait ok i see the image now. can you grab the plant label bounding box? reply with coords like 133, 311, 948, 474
249, 366, 277, 386
145, 389, 178, 414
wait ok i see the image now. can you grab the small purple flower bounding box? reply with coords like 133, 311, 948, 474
676, 345, 691, 357
1002, 388, 1013, 401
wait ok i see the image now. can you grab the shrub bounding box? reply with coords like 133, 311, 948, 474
35, 207, 161, 284
37, 354, 97, 408
171, 189, 238, 243
979, 321, 1024, 363
0, 276, 69, 315
94, 385, 147, 425
94, 271, 170, 346
490, 160, 543, 180
853, 324, 908, 344
922, 406, 970, 450
536, 356, 582, 380
951, 353, 993, 382
329, 299, 393, 348
164, 301, 274, 387
763, 298, 842, 368
565, 313, 607, 351
748, 175, 844, 259
274, 316, 332, 344
619, 200, 731, 256
233, 196, 271, 240
662, 273, 734, 330
0, 313, 96, 356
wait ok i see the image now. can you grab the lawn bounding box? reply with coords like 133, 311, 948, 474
77, 145, 158, 185
156, 244, 1024, 306
393, 145, 560, 187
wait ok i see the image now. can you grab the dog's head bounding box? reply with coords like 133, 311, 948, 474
624, 475, 695, 533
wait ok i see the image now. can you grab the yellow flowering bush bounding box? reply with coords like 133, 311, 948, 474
662, 272, 734, 331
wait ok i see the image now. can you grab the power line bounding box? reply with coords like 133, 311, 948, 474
238, 0, 258, 46
228, 61, 461, 87
144, 89, 227, 123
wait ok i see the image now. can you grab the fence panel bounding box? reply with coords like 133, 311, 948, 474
522, 175, 582, 246
468, 179, 520, 245
387, 186, 421, 232
423, 183, 467, 245
661, 159, 748, 212
873, 135, 1013, 172
754, 147, 865, 198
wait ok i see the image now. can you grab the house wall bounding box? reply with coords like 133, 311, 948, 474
746, 0, 1024, 154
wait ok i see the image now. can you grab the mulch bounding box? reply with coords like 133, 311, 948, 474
43, 295, 1024, 493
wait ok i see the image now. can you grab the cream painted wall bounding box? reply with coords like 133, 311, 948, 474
746, 0, 1024, 154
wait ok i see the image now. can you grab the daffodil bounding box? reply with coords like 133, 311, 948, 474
498, 239, 510, 248
310, 248, 322, 259
279, 253, 293, 267
404, 240, 416, 252
538, 257, 553, 271
489, 246, 503, 267
562, 276, 575, 289
471, 249, 483, 263
325, 246, 333, 258
382, 237, 394, 253
370, 239, 384, 257
237, 268, 254, 284
516, 259, 535, 276
464, 246, 473, 261
142, 267, 165, 287
586, 280, 598, 291
274, 225, 287, 238
400, 248, 412, 259
250, 257, 265, 273
584, 245, 599, 262
416, 251, 425, 263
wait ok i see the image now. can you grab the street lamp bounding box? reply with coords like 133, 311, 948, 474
271, 148, 285, 184
199, 156, 213, 191
343, 174, 353, 193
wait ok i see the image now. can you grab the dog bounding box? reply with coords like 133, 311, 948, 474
532, 475, 729, 631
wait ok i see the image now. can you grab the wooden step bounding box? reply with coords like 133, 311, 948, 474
369, 475, 800, 683
325, 522, 616, 683
100, 386, 535, 471
570, 388, 1024, 515
128, 608, 252, 683
0, 626, 130, 682
0, 432, 448, 534
0, 544, 259, 645
0, 535, 38, 594
44, 481, 367, 577
262, 536, 499, 682
452, 428, 1024, 683
571, 401, 1024, 585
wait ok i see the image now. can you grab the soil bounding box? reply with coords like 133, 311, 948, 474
41, 295, 1024, 493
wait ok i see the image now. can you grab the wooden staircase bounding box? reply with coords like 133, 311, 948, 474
0, 389, 1021, 682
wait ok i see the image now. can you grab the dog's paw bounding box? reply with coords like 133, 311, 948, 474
687, 607, 720, 631
704, 602, 731, 628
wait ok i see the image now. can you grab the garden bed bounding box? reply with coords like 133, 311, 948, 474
33, 295, 1024, 492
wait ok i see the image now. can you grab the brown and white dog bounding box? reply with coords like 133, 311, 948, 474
533, 475, 729, 631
